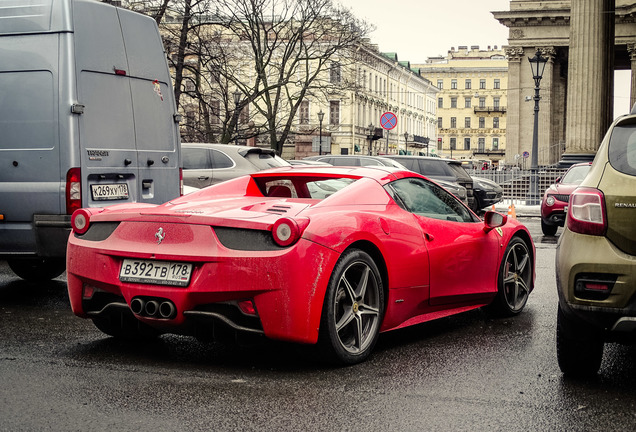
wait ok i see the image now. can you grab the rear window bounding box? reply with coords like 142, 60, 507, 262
245, 153, 290, 170
609, 122, 636, 176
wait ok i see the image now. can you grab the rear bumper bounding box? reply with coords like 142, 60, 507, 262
556, 228, 636, 341
0, 215, 71, 259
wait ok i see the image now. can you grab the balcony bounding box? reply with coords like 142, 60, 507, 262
474, 106, 506, 114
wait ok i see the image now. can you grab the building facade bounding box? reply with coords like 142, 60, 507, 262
415, 46, 508, 166
293, 45, 438, 159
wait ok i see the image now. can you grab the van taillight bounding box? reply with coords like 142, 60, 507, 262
567, 187, 607, 236
179, 168, 184, 196
66, 168, 81, 214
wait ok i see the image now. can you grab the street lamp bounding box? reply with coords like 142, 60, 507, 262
367, 123, 374, 155
527, 49, 548, 205
317, 110, 325, 155
403, 132, 408, 155
233, 89, 242, 145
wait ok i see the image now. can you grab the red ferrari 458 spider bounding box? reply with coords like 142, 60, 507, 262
67, 166, 535, 364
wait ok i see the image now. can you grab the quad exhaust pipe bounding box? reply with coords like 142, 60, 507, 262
130, 297, 176, 319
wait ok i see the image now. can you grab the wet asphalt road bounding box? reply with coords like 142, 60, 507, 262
2, 218, 636, 431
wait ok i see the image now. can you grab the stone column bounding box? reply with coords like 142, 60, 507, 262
629, 43, 636, 110
564, 0, 615, 158
504, 47, 524, 166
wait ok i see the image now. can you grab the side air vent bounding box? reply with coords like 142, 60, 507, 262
266, 205, 292, 214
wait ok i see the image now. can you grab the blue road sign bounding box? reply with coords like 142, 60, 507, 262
380, 112, 397, 130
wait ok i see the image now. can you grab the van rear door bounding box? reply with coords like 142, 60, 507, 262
73, 1, 179, 207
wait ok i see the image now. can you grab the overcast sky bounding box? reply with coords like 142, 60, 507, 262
336, 0, 631, 117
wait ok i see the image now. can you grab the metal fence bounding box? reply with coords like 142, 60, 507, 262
467, 168, 568, 205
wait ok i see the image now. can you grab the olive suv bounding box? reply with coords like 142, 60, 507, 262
556, 107, 636, 376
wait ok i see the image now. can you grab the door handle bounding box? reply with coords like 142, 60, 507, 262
197, 176, 210, 180
425, 233, 434, 241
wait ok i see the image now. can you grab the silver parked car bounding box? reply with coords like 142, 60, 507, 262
182, 143, 290, 188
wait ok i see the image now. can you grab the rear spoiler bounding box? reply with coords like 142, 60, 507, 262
238, 147, 277, 157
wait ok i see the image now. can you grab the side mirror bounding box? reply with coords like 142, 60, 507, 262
483, 210, 508, 231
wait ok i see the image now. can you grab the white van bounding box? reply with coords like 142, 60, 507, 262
0, 0, 182, 281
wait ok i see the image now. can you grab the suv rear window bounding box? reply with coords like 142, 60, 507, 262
418, 159, 449, 176
245, 153, 289, 170
609, 121, 636, 176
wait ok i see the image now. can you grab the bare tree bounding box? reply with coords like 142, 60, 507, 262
207, 0, 371, 153
122, 0, 371, 151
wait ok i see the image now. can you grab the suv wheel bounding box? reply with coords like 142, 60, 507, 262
541, 219, 558, 236
556, 306, 604, 376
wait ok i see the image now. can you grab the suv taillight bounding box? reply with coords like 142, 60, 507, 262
567, 187, 607, 236
66, 168, 81, 214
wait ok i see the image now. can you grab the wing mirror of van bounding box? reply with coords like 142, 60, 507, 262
483, 210, 508, 232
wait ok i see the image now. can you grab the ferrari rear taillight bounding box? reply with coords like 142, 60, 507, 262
272, 218, 300, 247
567, 187, 607, 236
71, 208, 92, 235
66, 168, 81, 214
271, 217, 309, 247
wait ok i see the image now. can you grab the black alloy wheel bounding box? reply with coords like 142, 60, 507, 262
486, 237, 532, 316
318, 249, 384, 365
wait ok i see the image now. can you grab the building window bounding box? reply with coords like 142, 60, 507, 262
478, 137, 485, 151
211, 100, 220, 125
480, 79, 486, 89
437, 79, 443, 89
438, 97, 443, 108
438, 117, 443, 128
329, 100, 340, 125
451, 79, 457, 89
450, 137, 456, 150
450, 97, 457, 108
464, 137, 471, 150
299, 100, 309, 124
479, 117, 485, 128
493, 137, 499, 150
330, 62, 341, 84
493, 117, 500, 128
450, 117, 457, 128
464, 117, 471, 128
494, 79, 500, 89
479, 97, 486, 108
464, 97, 471, 108
493, 97, 500, 109
465, 79, 471, 89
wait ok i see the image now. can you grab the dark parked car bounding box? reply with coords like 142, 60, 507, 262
555, 110, 636, 376
384, 155, 476, 210
304, 155, 468, 203
540, 162, 592, 236
472, 176, 504, 211
182, 143, 290, 188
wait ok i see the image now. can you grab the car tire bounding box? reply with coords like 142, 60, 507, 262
92, 314, 159, 340
556, 306, 603, 377
541, 219, 558, 236
8, 258, 66, 282
318, 249, 384, 365
485, 237, 532, 317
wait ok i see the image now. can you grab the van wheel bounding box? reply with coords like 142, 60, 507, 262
8, 258, 66, 282
556, 306, 603, 376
